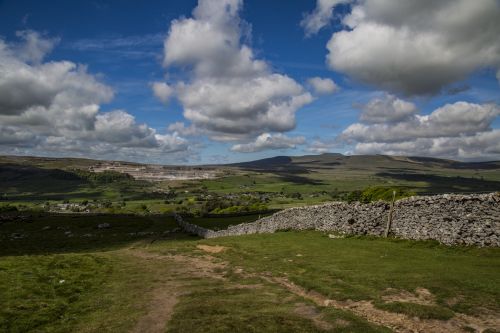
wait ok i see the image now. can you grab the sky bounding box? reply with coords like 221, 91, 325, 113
0, 0, 499, 164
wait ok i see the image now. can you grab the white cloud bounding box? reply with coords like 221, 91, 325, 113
307, 77, 339, 95
343, 102, 499, 143
67, 33, 164, 61
324, 0, 500, 95
306, 138, 340, 154
301, 0, 348, 36
359, 94, 417, 124
0, 31, 192, 163
231, 133, 305, 153
159, 0, 312, 144
0, 41, 112, 117
15, 30, 60, 64
0, 126, 37, 146
176, 76, 312, 138
167, 122, 201, 137
151, 82, 173, 104
353, 131, 500, 162
340, 94, 500, 161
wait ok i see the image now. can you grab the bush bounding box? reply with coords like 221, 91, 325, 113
360, 186, 416, 203
287, 192, 303, 200
0, 204, 18, 213
347, 190, 362, 203
73, 170, 132, 183
211, 203, 268, 214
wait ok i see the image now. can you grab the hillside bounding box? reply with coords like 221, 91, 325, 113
231, 153, 500, 172
225, 153, 500, 195
1, 153, 500, 213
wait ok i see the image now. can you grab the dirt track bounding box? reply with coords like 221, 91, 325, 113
127, 246, 500, 333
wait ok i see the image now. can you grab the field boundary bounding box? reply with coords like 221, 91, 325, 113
175, 193, 500, 246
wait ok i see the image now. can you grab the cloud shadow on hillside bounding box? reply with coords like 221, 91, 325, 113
377, 172, 500, 194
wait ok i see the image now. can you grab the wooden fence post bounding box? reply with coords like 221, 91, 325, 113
384, 190, 396, 237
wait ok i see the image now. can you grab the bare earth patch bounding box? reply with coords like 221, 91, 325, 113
131, 288, 180, 333
196, 244, 227, 253
381, 287, 435, 305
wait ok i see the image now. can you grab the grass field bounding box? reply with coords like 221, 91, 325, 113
1, 213, 499, 332
0, 214, 178, 256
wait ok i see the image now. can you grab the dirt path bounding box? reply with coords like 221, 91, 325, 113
127, 246, 499, 333
127, 250, 181, 333
260, 274, 499, 333
131, 288, 180, 333
126, 248, 227, 333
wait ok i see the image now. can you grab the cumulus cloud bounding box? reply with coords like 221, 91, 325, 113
343, 102, 499, 143
340, 94, 500, 161
307, 77, 339, 95
323, 0, 500, 95
159, 0, 312, 144
15, 30, 60, 64
151, 82, 173, 104
0, 126, 37, 146
0, 43, 112, 116
358, 94, 417, 124
301, 0, 348, 36
175, 76, 311, 139
167, 121, 201, 137
0, 31, 192, 163
306, 138, 340, 154
230, 133, 305, 153
353, 131, 500, 162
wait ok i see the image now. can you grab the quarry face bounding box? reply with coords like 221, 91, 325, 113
89, 162, 219, 181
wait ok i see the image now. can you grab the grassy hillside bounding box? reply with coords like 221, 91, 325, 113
1, 215, 498, 332
1, 154, 500, 214
1, 151, 498, 332
228, 154, 500, 194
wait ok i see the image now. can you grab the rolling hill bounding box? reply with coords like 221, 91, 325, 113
1, 153, 500, 208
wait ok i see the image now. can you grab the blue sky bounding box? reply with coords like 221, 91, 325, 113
0, 0, 499, 164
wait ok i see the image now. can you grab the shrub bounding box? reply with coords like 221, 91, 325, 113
72, 170, 132, 183
360, 186, 416, 203
347, 190, 362, 203
0, 204, 18, 213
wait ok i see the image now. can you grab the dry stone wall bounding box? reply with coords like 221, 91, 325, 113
175, 193, 500, 247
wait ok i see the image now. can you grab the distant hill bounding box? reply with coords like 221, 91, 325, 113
229, 153, 500, 172
2, 153, 499, 172
0, 155, 104, 171
2, 153, 500, 197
